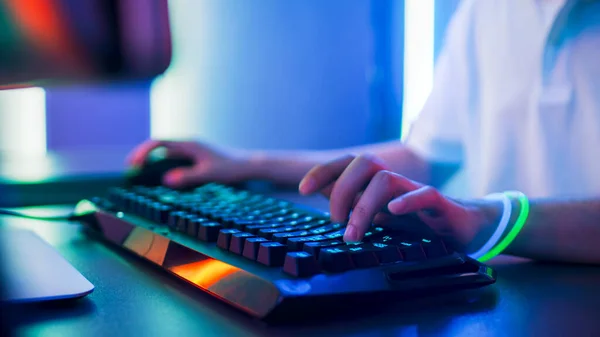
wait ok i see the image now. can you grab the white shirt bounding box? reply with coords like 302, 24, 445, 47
405, 0, 600, 199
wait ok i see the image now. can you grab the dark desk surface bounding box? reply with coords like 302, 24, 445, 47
4, 192, 600, 337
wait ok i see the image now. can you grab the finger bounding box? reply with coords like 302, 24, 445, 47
127, 140, 169, 166
318, 183, 364, 211
329, 154, 388, 223
163, 167, 207, 188
345, 171, 420, 242
387, 185, 448, 216
318, 182, 335, 199
299, 155, 355, 195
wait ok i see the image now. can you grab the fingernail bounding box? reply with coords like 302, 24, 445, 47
299, 177, 315, 194
389, 198, 405, 213
164, 172, 179, 187
344, 225, 359, 243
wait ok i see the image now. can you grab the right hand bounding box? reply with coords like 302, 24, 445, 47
298, 154, 493, 249
127, 140, 250, 188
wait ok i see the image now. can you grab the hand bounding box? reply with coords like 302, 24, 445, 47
299, 154, 499, 251
127, 139, 250, 188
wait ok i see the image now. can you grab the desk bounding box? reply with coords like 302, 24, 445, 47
4, 192, 600, 337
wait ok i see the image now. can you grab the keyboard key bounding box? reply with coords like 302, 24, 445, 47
368, 242, 402, 263
296, 219, 329, 230
303, 240, 343, 258
186, 218, 204, 237
242, 237, 270, 260
397, 242, 426, 261
282, 216, 314, 227
246, 222, 285, 234
229, 232, 256, 254
343, 244, 380, 268
283, 252, 320, 277
372, 235, 426, 261
198, 222, 223, 242
168, 211, 186, 229
272, 230, 312, 244
259, 226, 297, 239
420, 238, 449, 258
257, 242, 287, 267
310, 223, 343, 235
157, 205, 172, 224
230, 220, 256, 231
318, 247, 354, 273
177, 214, 197, 232
362, 227, 385, 240
287, 235, 329, 251
323, 229, 345, 240
221, 216, 245, 227
217, 229, 241, 250
258, 226, 296, 239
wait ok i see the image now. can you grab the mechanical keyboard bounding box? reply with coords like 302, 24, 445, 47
77, 183, 496, 320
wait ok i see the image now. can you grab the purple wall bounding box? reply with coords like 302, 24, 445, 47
45, 82, 151, 151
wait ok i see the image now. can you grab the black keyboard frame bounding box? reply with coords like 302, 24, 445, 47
77, 186, 496, 320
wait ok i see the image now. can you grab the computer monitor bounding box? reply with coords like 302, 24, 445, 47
0, 1, 173, 334
0, 0, 172, 88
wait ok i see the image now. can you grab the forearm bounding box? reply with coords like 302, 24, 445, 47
245, 141, 433, 186
500, 197, 600, 264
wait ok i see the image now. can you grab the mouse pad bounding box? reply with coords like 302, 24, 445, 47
0, 228, 94, 303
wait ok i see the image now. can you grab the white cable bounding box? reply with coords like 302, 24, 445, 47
469, 192, 512, 260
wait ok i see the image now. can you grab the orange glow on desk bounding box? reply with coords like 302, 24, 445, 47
170, 260, 240, 289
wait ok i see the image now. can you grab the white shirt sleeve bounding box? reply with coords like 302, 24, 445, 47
404, 0, 476, 164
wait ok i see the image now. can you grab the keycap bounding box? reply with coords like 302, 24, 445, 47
397, 242, 426, 261
259, 226, 298, 238
157, 205, 172, 224
323, 229, 345, 240
217, 229, 241, 249
246, 222, 284, 234
270, 230, 311, 243
144, 202, 159, 221
177, 214, 197, 232
283, 252, 320, 277
230, 220, 256, 231
198, 222, 223, 242
282, 216, 314, 227
229, 232, 256, 254
221, 216, 246, 227
420, 238, 449, 258
287, 235, 329, 251
310, 223, 343, 235
242, 237, 270, 260
371, 235, 426, 261
133, 197, 149, 217
121, 192, 136, 211
168, 211, 186, 229
367, 242, 402, 263
342, 244, 380, 268
303, 240, 343, 258
296, 219, 329, 230
318, 247, 354, 273
257, 242, 287, 266
187, 217, 209, 237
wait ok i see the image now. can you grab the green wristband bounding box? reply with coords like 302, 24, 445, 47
478, 191, 530, 263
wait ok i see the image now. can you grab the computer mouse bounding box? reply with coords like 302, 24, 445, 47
125, 154, 194, 187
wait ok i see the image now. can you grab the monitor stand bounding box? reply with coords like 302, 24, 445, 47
0, 228, 94, 303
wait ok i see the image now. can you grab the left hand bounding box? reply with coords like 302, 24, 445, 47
299, 154, 499, 252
